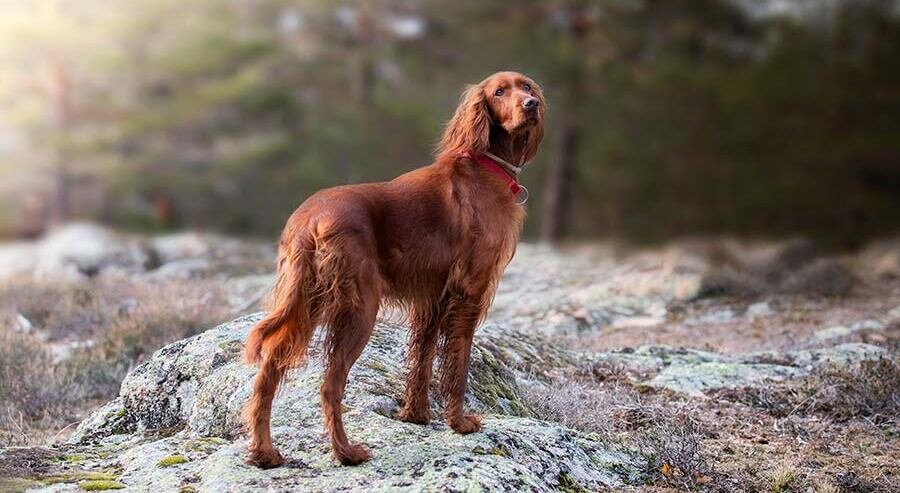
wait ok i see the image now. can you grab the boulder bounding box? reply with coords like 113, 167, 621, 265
32, 223, 157, 280
19, 314, 641, 492
490, 244, 701, 338
147, 232, 276, 279
0, 242, 37, 280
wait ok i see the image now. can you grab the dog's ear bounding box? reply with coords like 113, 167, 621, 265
521, 82, 545, 164
437, 83, 491, 158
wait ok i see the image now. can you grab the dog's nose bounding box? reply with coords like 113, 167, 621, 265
523, 97, 539, 110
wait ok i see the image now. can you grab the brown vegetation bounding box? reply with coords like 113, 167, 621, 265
0, 277, 232, 445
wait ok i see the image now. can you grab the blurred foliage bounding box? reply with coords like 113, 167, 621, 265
0, 0, 898, 244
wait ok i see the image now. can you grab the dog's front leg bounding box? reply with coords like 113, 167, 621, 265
398, 304, 440, 425
439, 292, 485, 434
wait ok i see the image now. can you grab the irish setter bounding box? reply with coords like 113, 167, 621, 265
243, 71, 545, 468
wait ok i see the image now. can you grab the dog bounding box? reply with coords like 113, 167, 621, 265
243, 71, 545, 468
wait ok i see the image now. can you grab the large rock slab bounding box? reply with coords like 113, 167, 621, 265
18, 314, 641, 492
596, 343, 889, 395
490, 244, 703, 337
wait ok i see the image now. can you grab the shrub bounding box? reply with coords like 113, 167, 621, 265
716, 357, 900, 423
636, 416, 715, 490
0, 276, 233, 445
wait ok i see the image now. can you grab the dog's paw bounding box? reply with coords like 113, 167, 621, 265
397, 406, 431, 425
336, 443, 371, 466
247, 446, 286, 469
448, 414, 482, 434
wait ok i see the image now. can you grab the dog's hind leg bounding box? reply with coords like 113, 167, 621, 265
245, 354, 287, 468
318, 243, 380, 465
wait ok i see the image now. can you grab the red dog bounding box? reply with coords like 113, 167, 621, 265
243, 71, 545, 468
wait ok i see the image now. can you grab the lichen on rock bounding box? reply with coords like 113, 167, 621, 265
21, 313, 642, 492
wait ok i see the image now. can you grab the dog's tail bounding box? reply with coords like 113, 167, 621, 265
245, 235, 317, 370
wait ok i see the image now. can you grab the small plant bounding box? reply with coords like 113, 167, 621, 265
157, 454, 190, 468
768, 464, 805, 493
637, 416, 714, 490
79, 479, 126, 491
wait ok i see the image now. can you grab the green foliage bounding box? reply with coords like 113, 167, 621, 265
0, 0, 898, 242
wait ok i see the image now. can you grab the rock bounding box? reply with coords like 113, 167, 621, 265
647, 360, 803, 395
812, 320, 886, 344
0, 241, 37, 280
886, 306, 900, 323
0, 224, 276, 282
693, 240, 857, 299
34, 223, 157, 280
43, 314, 641, 492
745, 301, 774, 318
780, 258, 856, 297
763, 238, 821, 281
860, 237, 900, 279
593, 343, 888, 396
146, 258, 215, 280
223, 274, 275, 313
148, 232, 276, 278
787, 343, 888, 370
611, 315, 665, 328
150, 232, 221, 264
684, 308, 736, 326
489, 244, 693, 337
14, 313, 33, 333
47, 339, 96, 364
694, 267, 767, 299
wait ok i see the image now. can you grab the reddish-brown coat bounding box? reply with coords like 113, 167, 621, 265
243, 71, 546, 468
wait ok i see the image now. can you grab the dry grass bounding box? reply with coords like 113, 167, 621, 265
0, 276, 233, 446
767, 463, 807, 493
636, 415, 716, 491
523, 368, 723, 491
720, 357, 900, 424
525, 354, 900, 492
523, 379, 659, 437
522, 360, 664, 439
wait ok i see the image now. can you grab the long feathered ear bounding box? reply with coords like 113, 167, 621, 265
437, 83, 491, 159
521, 82, 546, 163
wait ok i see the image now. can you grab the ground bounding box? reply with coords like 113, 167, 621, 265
0, 225, 897, 492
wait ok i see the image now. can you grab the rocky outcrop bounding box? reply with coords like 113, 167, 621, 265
491, 244, 703, 337
4, 237, 895, 492
595, 343, 888, 395
0, 223, 276, 282
10, 308, 888, 492
12, 314, 638, 492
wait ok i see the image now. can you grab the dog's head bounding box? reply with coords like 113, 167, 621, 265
438, 71, 545, 163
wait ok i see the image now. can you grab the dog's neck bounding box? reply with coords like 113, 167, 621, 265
487, 128, 530, 168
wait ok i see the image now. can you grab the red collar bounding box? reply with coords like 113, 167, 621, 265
469, 153, 523, 197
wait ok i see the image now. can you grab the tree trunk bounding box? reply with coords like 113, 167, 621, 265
539, 5, 589, 243
45, 56, 73, 227
540, 115, 579, 242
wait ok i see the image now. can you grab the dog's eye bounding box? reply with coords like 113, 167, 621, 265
523, 83, 531, 91
494, 88, 504, 97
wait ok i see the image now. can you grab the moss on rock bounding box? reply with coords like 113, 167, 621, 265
79, 479, 126, 491
157, 454, 190, 467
